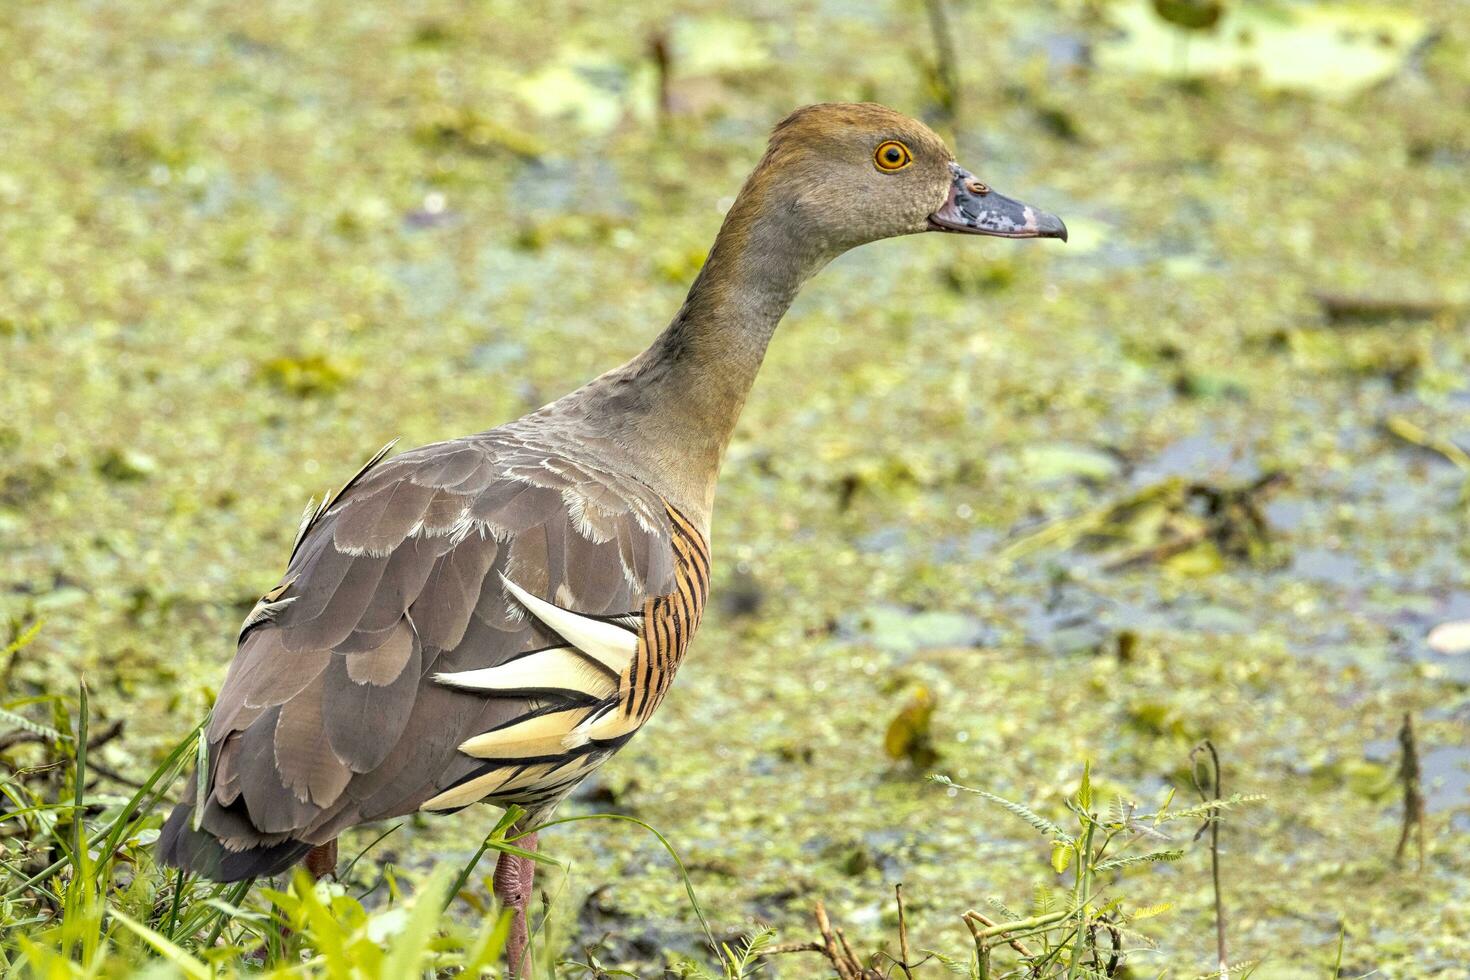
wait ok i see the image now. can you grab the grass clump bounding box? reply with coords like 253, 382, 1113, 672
0, 677, 518, 977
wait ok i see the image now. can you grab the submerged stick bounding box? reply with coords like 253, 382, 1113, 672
923, 0, 960, 137
1393, 712, 1427, 872
1314, 291, 1461, 324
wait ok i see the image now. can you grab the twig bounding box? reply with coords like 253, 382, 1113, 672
815, 901, 855, 980
963, 909, 1038, 958
0, 730, 49, 752
1393, 712, 1427, 872
799, 901, 881, 979
1191, 740, 1229, 980
974, 908, 1071, 938
85, 759, 148, 790
0, 719, 135, 787
924, 0, 961, 136
764, 941, 824, 955
895, 885, 914, 979
961, 913, 990, 978
1102, 525, 1209, 571
1313, 291, 1460, 324
1090, 915, 1122, 978
648, 32, 672, 123
1385, 416, 1470, 473
84, 719, 127, 750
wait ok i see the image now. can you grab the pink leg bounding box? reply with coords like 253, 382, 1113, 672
304, 839, 338, 880
493, 832, 539, 977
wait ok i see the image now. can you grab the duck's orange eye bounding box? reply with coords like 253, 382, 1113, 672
874, 140, 913, 172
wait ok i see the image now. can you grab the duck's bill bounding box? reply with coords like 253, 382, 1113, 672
927, 163, 1067, 241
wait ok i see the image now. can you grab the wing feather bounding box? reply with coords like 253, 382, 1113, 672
331, 480, 436, 556
179, 431, 681, 862
325, 629, 422, 772
234, 631, 329, 712
410, 535, 500, 650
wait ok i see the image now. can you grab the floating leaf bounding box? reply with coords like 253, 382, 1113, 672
1160, 539, 1227, 577
884, 686, 941, 769
413, 105, 545, 159
940, 257, 1016, 294
654, 246, 709, 285
1100, 0, 1429, 98
1152, 0, 1224, 31
670, 16, 770, 74
1018, 442, 1122, 484
95, 448, 155, 483
515, 48, 655, 133
849, 604, 990, 655
257, 353, 355, 398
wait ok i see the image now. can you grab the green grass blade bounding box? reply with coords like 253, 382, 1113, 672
445, 805, 524, 910
339, 821, 402, 882
191, 726, 208, 831
164, 867, 187, 940
2, 719, 204, 902
70, 681, 89, 879
531, 811, 718, 956
108, 905, 210, 980
383, 867, 453, 979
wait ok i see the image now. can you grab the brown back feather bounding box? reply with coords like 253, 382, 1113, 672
188, 429, 678, 854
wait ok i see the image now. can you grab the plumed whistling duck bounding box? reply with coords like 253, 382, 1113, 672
159, 102, 1066, 973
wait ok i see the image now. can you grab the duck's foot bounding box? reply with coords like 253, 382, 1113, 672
493, 831, 539, 977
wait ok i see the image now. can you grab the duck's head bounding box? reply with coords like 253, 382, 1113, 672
750, 102, 1066, 253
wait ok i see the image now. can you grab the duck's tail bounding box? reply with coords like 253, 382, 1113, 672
157, 802, 312, 882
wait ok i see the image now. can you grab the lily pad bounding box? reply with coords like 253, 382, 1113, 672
1019, 442, 1122, 484
883, 686, 941, 769
95, 448, 156, 483
1098, 0, 1430, 98
515, 48, 656, 133
844, 604, 991, 655
670, 16, 769, 75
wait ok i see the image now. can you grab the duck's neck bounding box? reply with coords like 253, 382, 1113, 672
579, 185, 835, 524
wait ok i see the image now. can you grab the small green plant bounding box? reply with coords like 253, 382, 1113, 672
0, 679, 523, 977
2, 666, 749, 978
928, 763, 1263, 979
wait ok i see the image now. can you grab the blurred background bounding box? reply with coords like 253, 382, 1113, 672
2, 0, 1468, 975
